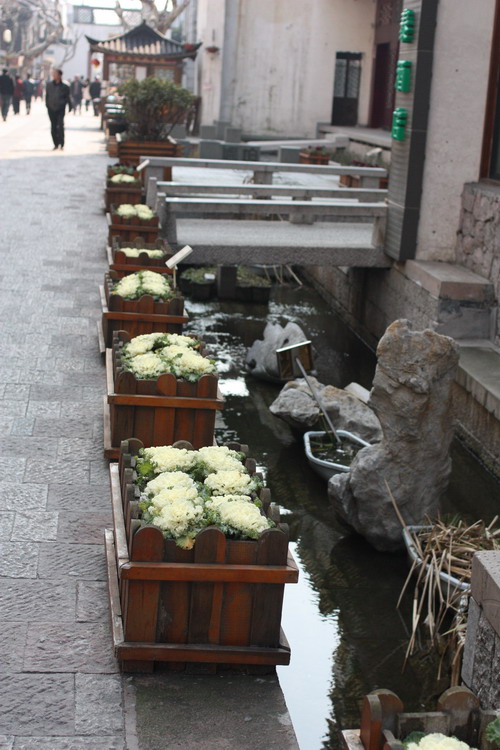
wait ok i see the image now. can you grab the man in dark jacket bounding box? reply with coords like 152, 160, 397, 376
89, 76, 101, 116
0, 68, 14, 121
45, 68, 72, 149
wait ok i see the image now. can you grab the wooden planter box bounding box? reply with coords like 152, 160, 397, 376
342, 688, 499, 750
103, 331, 224, 458
107, 238, 173, 277
107, 206, 160, 244
299, 150, 330, 165
105, 438, 298, 672
104, 184, 144, 213
116, 135, 183, 181
339, 174, 388, 190
99, 271, 188, 353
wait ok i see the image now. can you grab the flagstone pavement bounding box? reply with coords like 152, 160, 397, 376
0, 102, 127, 749
0, 103, 301, 750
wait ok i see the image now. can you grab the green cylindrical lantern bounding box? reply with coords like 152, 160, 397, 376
391, 108, 408, 141
395, 60, 412, 92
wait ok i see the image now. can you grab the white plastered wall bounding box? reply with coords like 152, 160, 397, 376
415, 0, 496, 261
197, 0, 376, 135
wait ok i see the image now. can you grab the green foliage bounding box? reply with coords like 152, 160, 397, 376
402, 732, 426, 749
181, 266, 216, 284
486, 718, 500, 748
118, 77, 195, 141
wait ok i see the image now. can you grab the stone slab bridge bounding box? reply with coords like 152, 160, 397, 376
142, 157, 391, 268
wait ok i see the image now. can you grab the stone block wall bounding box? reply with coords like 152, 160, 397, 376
462, 551, 500, 709
456, 182, 500, 346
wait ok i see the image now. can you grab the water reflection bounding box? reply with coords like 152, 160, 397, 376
184, 286, 500, 750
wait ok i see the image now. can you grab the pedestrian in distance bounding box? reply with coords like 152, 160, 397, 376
12, 76, 23, 115
70, 75, 83, 114
89, 76, 101, 116
0, 68, 14, 121
46, 68, 72, 150
23, 74, 35, 114
82, 78, 91, 112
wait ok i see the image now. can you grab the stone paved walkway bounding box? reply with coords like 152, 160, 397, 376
0, 102, 301, 750
0, 102, 127, 749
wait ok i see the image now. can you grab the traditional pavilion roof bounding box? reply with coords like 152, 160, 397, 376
86, 21, 202, 60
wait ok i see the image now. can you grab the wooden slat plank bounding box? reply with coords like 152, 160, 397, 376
188, 528, 226, 646
219, 540, 256, 647
119, 561, 299, 583
250, 528, 289, 647
109, 463, 130, 571
192, 375, 219, 449
108, 394, 224, 409
105, 528, 125, 649
102, 311, 188, 323
157, 541, 193, 655
116, 640, 291, 665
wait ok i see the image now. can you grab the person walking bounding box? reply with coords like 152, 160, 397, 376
46, 69, 72, 150
0, 68, 14, 121
89, 76, 101, 116
12, 76, 23, 114
23, 75, 35, 114
70, 75, 83, 114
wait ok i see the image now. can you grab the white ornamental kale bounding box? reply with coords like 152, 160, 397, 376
205, 496, 272, 540
141, 446, 197, 473
115, 203, 155, 220
120, 247, 164, 258
134, 444, 271, 547
195, 446, 247, 476
405, 736, 477, 750
111, 270, 173, 301
121, 331, 215, 382
110, 174, 138, 184
204, 470, 261, 496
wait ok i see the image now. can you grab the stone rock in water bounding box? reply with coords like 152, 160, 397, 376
328, 319, 459, 552
246, 321, 308, 382
269, 377, 382, 442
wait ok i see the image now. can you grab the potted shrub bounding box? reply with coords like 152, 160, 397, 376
179, 266, 217, 300
116, 77, 195, 174
299, 145, 332, 165
104, 330, 224, 457
100, 270, 188, 351
105, 438, 299, 671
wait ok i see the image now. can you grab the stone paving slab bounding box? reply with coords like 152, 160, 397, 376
0, 104, 125, 746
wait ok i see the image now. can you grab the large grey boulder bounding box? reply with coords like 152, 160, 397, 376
245, 321, 307, 382
328, 319, 459, 552
269, 377, 382, 442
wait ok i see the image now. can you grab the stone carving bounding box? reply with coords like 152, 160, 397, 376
269, 377, 382, 442
328, 320, 459, 551
245, 321, 307, 382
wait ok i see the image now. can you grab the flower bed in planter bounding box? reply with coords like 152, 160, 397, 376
179, 266, 272, 303
107, 204, 160, 244
107, 165, 140, 180
116, 134, 182, 181
299, 148, 331, 165
105, 437, 298, 672
99, 271, 188, 353
103, 330, 223, 458
342, 687, 499, 750
105, 174, 144, 212
107, 238, 173, 277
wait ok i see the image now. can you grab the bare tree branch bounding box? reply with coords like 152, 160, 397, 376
114, 1, 132, 31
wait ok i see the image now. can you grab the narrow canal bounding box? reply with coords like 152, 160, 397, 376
184, 281, 500, 750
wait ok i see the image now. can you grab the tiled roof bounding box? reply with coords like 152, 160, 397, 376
86, 21, 201, 59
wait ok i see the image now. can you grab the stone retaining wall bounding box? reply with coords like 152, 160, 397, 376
456, 182, 500, 346
462, 552, 500, 709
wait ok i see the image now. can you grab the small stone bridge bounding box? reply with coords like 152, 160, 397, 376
142, 156, 390, 267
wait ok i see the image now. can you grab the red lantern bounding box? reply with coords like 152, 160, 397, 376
91, 58, 100, 68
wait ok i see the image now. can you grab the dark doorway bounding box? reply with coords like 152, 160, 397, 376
370, 42, 395, 129
331, 52, 362, 126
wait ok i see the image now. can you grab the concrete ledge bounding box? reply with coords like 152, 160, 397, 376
471, 552, 500, 637
403, 260, 494, 302
175, 219, 392, 267
456, 343, 500, 420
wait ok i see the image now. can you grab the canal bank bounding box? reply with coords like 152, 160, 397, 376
147, 282, 499, 750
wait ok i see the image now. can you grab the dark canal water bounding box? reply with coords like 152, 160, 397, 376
184, 283, 500, 750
